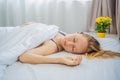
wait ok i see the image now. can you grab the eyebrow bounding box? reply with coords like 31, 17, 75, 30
72, 44, 75, 53
75, 37, 78, 43
73, 34, 80, 53
72, 46, 74, 52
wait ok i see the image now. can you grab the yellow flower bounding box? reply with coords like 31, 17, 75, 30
95, 16, 112, 32
105, 17, 112, 23
96, 16, 112, 24
96, 18, 101, 23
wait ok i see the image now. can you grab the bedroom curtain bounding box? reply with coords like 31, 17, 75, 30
116, 0, 120, 38
87, 0, 120, 38
0, 0, 92, 33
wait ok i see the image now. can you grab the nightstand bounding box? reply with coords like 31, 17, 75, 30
87, 32, 119, 40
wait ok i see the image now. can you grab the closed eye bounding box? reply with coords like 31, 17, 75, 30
72, 37, 75, 52
73, 37, 75, 43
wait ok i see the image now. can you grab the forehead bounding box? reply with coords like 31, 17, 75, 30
74, 33, 88, 53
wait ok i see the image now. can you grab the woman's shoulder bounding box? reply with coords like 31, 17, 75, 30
59, 31, 67, 36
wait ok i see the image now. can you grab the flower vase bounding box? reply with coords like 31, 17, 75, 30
97, 32, 106, 38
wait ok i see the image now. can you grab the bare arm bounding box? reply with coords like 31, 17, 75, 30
18, 46, 82, 66
18, 53, 61, 64
18, 39, 82, 66
25, 40, 58, 56
18, 53, 82, 66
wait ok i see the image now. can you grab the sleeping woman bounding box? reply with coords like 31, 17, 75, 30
18, 22, 120, 66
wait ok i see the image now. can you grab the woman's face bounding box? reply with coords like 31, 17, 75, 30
60, 33, 88, 54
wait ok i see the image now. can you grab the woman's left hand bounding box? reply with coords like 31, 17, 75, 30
61, 55, 82, 66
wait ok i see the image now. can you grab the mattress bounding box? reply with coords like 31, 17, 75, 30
2, 38, 120, 80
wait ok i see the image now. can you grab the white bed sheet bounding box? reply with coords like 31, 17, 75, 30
2, 52, 120, 80
0, 65, 6, 80
2, 38, 120, 80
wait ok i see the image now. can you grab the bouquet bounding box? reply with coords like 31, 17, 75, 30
95, 16, 112, 33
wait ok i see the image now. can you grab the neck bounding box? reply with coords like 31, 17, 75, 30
54, 34, 64, 51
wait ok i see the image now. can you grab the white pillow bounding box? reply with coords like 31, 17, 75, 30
0, 64, 6, 80
0, 23, 59, 65
96, 38, 120, 52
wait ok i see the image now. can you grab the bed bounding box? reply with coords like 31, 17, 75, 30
0, 24, 120, 80
1, 37, 120, 80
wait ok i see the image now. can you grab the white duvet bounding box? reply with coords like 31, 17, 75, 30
0, 23, 59, 79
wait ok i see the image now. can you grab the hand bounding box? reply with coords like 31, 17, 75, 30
61, 55, 82, 66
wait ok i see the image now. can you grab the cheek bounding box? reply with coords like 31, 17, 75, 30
64, 46, 71, 52
78, 43, 87, 53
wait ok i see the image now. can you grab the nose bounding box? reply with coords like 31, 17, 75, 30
66, 41, 74, 46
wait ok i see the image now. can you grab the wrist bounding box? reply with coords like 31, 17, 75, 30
56, 57, 64, 64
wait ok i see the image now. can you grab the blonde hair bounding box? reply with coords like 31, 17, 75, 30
82, 33, 120, 59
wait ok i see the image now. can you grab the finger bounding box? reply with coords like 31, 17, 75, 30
75, 55, 82, 65
66, 56, 74, 60
77, 55, 82, 64
75, 55, 80, 61
72, 57, 79, 65
66, 56, 81, 66
78, 55, 82, 61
